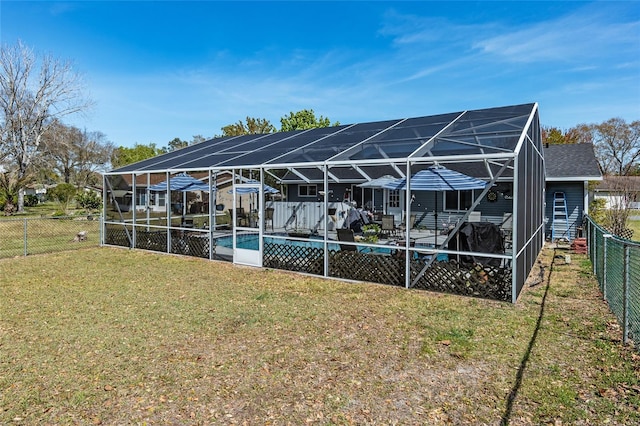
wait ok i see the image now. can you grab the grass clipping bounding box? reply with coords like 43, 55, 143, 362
1, 246, 639, 424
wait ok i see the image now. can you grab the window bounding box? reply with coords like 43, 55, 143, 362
444, 190, 473, 211
298, 185, 317, 197
157, 192, 166, 207
136, 189, 146, 206
388, 190, 400, 208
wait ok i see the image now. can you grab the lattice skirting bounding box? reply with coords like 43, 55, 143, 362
105, 225, 131, 248
329, 251, 405, 286
263, 243, 324, 274
106, 227, 212, 258
411, 260, 512, 301
135, 230, 168, 252
263, 242, 512, 301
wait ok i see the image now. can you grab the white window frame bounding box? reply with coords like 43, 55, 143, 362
136, 189, 146, 206
388, 190, 400, 208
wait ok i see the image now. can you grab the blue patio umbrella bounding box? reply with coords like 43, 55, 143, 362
148, 173, 212, 192
227, 180, 279, 195
358, 175, 399, 213
148, 173, 214, 218
227, 180, 280, 221
357, 175, 398, 189
383, 165, 487, 234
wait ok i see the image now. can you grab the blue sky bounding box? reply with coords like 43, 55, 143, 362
2, 1, 639, 148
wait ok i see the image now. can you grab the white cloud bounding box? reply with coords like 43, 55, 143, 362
472, 6, 639, 64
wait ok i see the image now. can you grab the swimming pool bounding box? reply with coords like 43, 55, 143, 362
215, 234, 341, 251
215, 233, 398, 254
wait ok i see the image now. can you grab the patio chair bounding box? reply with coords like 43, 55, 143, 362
336, 228, 358, 251
237, 207, 247, 226
229, 208, 247, 227
399, 214, 416, 233
264, 207, 275, 231
381, 215, 398, 238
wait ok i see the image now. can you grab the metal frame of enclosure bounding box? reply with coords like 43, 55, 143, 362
103, 103, 544, 302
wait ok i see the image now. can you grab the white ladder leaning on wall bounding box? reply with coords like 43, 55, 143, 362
551, 191, 570, 241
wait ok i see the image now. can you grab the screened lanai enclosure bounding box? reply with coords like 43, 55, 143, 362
103, 103, 544, 302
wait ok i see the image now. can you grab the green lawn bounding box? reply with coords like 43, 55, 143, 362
0, 216, 101, 258
1, 246, 638, 424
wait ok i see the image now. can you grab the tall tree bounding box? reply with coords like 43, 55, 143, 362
221, 117, 276, 136
542, 125, 592, 145
541, 126, 569, 144
166, 137, 188, 152
0, 41, 92, 212
564, 123, 593, 145
591, 118, 640, 176
41, 120, 113, 187
73, 129, 113, 187
191, 134, 206, 145
111, 143, 164, 168
279, 109, 339, 132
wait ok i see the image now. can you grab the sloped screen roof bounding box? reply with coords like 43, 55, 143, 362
111, 103, 535, 173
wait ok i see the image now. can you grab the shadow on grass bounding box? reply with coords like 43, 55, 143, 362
500, 248, 559, 426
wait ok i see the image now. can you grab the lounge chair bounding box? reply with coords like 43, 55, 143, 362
336, 228, 358, 251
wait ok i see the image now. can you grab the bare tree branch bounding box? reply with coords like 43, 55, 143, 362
0, 40, 92, 212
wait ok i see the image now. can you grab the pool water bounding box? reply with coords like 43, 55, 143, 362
216, 234, 340, 251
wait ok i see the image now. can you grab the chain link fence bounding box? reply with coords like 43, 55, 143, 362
0, 215, 102, 259
585, 215, 640, 349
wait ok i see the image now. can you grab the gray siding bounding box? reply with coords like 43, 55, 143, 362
545, 182, 585, 240
287, 183, 352, 203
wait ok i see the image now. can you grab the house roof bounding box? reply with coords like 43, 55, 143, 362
594, 175, 640, 192
543, 143, 602, 181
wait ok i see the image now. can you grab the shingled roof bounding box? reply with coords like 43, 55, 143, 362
543, 143, 602, 181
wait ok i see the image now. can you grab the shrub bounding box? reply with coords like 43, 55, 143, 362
76, 191, 102, 212
589, 198, 607, 226
49, 183, 77, 214
24, 194, 39, 207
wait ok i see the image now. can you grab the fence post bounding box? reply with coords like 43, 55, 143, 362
623, 244, 630, 345
23, 218, 28, 257
99, 215, 104, 246
591, 221, 596, 275
602, 234, 612, 300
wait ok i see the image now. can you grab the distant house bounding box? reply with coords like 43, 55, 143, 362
24, 183, 102, 203
593, 175, 640, 210
543, 143, 603, 240
24, 183, 56, 202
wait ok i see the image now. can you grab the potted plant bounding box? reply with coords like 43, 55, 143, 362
362, 223, 381, 243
